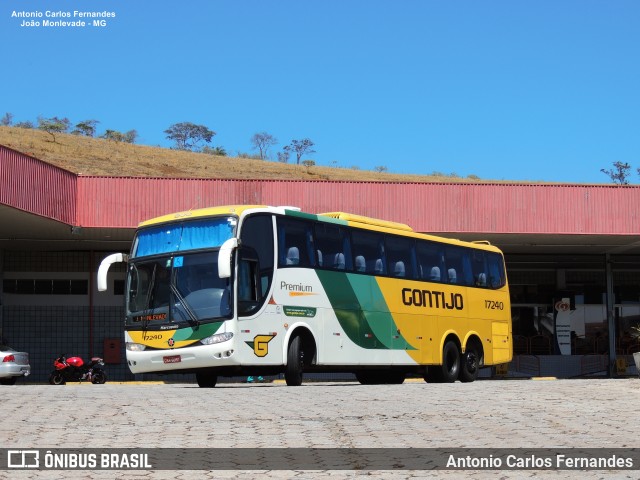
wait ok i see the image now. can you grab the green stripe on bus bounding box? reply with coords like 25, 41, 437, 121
316, 270, 413, 350
172, 321, 223, 341
345, 274, 395, 349
348, 275, 416, 350
285, 209, 348, 225
316, 270, 382, 348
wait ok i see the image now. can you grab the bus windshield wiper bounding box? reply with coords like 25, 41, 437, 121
170, 283, 200, 327
141, 263, 157, 330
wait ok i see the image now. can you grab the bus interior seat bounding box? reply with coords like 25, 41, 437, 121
355, 255, 366, 272
430, 266, 441, 281
448, 268, 457, 283
286, 247, 300, 265
477, 272, 487, 287
374, 259, 384, 274
333, 253, 345, 270
394, 261, 405, 277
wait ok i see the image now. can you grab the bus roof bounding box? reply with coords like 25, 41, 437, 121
138, 205, 267, 227
319, 212, 414, 232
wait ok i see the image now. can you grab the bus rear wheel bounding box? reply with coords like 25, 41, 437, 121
285, 336, 304, 387
441, 341, 460, 382
442, 340, 460, 383
425, 341, 460, 383
459, 346, 479, 383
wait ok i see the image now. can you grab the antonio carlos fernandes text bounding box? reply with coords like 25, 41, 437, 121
447, 454, 634, 469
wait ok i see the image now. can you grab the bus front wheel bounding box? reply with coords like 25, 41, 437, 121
196, 372, 217, 388
285, 336, 304, 386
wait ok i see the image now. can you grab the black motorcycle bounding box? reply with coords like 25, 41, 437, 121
48, 354, 107, 385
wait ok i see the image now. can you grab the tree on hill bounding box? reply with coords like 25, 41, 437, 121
14, 121, 34, 129
202, 145, 227, 156
1, 113, 13, 126
600, 161, 631, 185
250, 132, 277, 160
123, 130, 138, 144
288, 138, 316, 165
72, 119, 99, 137
101, 129, 138, 143
37, 116, 71, 142
277, 148, 291, 163
165, 122, 215, 151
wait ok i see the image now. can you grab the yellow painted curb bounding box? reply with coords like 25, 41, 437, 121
64, 381, 166, 386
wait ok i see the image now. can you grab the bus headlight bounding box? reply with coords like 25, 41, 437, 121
200, 332, 234, 345
126, 343, 146, 351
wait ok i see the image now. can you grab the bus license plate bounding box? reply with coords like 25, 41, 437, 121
163, 355, 181, 364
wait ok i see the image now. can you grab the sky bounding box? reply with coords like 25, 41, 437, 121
1, 0, 639, 183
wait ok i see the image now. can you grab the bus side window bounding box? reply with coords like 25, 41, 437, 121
444, 246, 471, 286
487, 252, 506, 289
471, 250, 488, 287
276, 217, 314, 268
416, 240, 444, 283
240, 214, 274, 308
462, 250, 475, 286
237, 247, 261, 316
351, 228, 385, 274
314, 223, 351, 271
385, 235, 416, 279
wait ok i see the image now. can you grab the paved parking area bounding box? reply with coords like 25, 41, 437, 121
1, 378, 639, 479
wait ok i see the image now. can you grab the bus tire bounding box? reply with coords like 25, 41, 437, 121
424, 365, 442, 383
459, 346, 479, 383
355, 371, 376, 385
285, 335, 304, 386
440, 340, 460, 383
196, 372, 217, 388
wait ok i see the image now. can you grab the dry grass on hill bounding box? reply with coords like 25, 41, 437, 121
0, 126, 481, 182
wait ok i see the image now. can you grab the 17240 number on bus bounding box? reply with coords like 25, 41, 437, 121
485, 300, 505, 310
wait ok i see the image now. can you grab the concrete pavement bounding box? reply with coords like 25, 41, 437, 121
1, 378, 639, 479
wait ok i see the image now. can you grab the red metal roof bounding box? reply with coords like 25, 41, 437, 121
76, 177, 639, 234
2, 146, 639, 235
0, 146, 76, 225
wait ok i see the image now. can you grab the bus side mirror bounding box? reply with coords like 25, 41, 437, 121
97, 253, 129, 292
218, 238, 239, 279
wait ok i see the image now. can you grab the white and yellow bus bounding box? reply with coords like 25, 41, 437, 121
98, 205, 511, 387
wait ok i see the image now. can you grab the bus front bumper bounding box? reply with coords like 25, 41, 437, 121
126, 340, 238, 374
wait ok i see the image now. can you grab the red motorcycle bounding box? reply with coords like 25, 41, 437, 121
48, 354, 107, 385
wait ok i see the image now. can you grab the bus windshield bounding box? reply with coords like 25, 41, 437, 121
126, 251, 232, 327
131, 217, 236, 258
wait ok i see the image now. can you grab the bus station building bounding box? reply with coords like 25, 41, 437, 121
1, 145, 639, 381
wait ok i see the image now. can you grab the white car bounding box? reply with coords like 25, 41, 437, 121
0, 343, 30, 385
